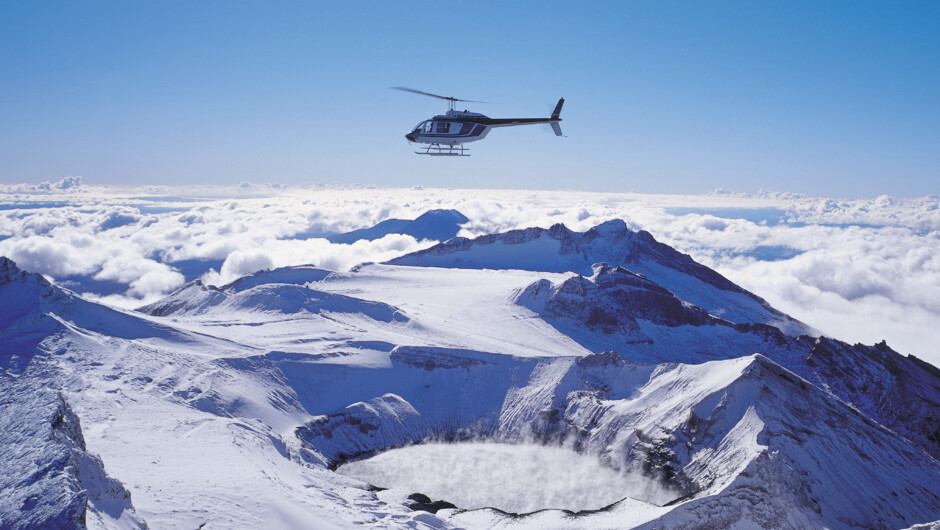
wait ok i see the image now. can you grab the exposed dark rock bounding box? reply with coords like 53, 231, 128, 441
406, 493, 457, 514
535, 263, 719, 337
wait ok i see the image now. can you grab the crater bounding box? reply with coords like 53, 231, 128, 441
336, 441, 671, 514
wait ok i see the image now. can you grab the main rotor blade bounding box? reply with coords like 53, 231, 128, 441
390, 86, 487, 104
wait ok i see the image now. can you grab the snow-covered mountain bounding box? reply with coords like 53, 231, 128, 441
327, 209, 469, 244
390, 219, 808, 334
512, 262, 940, 460
2, 217, 939, 529
139, 274, 405, 323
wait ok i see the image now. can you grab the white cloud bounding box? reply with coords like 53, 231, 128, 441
219, 249, 276, 281
128, 268, 185, 298
0, 176, 84, 194
0, 235, 99, 277
95, 253, 176, 285
213, 233, 432, 285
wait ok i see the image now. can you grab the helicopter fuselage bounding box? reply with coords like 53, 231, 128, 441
405, 109, 561, 146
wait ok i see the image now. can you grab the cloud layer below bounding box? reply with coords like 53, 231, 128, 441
2, 179, 938, 366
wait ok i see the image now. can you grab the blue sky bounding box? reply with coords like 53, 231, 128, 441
1, 1, 938, 197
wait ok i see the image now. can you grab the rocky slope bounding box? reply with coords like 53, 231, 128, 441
511, 262, 940, 460
0, 382, 147, 529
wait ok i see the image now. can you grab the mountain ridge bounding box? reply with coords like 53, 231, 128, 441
389, 219, 808, 334
510, 258, 940, 459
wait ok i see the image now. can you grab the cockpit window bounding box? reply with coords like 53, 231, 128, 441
423, 121, 433, 133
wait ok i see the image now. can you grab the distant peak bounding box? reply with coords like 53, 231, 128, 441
183, 278, 217, 291
328, 209, 469, 245
588, 219, 628, 235
414, 209, 469, 224
0, 256, 19, 274
0, 257, 50, 288
548, 223, 573, 237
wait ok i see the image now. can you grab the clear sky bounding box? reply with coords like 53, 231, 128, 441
1, 1, 938, 197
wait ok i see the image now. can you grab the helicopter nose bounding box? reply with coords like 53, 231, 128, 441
405, 133, 416, 142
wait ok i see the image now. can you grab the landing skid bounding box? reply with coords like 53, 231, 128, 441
415, 143, 469, 156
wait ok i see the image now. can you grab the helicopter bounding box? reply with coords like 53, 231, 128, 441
393, 87, 564, 156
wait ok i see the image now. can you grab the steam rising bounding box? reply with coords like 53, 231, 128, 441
337, 442, 670, 513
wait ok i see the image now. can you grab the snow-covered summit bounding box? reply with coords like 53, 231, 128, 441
139, 279, 407, 322
138, 267, 406, 322
390, 220, 807, 333
515, 262, 714, 331
328, 209, 468, 244
223, 265, 332, 292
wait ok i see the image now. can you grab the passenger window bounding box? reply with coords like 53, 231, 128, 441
435, 122, 450, 133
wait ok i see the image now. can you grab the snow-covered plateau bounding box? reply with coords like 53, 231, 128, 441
2, 218, 939, 529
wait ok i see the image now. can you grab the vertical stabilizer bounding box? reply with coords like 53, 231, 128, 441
551, 98, 565, 120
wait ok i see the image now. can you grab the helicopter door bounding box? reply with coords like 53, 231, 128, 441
434, 122, 451, 134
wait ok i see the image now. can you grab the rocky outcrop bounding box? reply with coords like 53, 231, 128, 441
537, 263, 715, 334
296, 394, 432, 466
801, 337, 940, 461
0, 383, 147, 529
